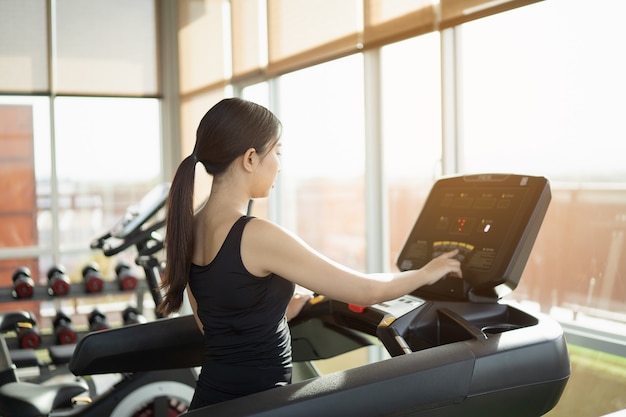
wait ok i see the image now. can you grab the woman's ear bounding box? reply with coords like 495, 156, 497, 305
242, 148, 258, 172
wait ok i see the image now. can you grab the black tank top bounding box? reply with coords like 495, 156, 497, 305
188, 216, 295, 408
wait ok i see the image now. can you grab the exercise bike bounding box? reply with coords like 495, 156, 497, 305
0, 183, 198, 417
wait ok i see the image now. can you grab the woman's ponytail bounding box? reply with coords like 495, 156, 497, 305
157, 154, 197, 316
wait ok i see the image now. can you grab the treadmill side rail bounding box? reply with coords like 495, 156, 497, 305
69, 315, 205, 375
183, 343, 477, 417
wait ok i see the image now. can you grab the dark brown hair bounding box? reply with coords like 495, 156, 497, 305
157, 98, 281, 316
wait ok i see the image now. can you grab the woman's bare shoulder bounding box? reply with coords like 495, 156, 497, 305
245, 217, 299, 241
241, 217, 315, 275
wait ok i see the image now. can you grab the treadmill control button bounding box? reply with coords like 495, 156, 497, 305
432, 241, 474, 262
348, 304, 367, 313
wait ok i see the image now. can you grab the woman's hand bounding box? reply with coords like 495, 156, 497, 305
420, 250, 463, 286
286, 292, 313, 321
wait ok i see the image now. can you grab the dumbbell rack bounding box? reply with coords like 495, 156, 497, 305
0, 276, 152, 365
0, 280, 150, 303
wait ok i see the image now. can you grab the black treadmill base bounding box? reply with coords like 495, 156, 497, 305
403, 378, 569, 417
183, 378, 568, 417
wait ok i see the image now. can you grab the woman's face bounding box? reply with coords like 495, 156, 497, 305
251, 140, 281, 198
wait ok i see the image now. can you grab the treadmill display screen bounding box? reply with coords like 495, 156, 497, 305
396, 174, 551, 301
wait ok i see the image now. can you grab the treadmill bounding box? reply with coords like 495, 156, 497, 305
69, 173, 570, 417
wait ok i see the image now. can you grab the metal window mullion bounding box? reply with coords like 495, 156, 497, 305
440, 26, 462, 175
159, 0, 181, 182
364, 48, 390, 365
268, 76, 282, 224
48, 0, 61, 263
364, 49, 388, 274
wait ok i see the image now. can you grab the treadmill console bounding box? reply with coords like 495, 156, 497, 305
110, 183, 170, 239
397, 174, 551, 301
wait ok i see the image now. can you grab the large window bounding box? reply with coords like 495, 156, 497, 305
460, 0, 626, 328
460, 3, 626, 414
0, 97, 161, 285
0, 0, 161, 312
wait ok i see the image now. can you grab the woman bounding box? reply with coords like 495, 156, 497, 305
158, 98, 462, 410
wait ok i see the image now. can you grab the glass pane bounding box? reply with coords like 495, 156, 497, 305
0, 0, 48, 93
278, 55, 366, 270
460, 0, 626, 337
381, 33, 442, 271
461, 0, 626, 182
267, 0, 361, 74
232, 0, 267, 77
55, 0, 158, 95
0, 96, 50, 286
54, 97, 162, 248
178, 0, 230, 94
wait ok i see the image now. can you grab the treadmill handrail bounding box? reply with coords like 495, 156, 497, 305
69, 315, 204, 375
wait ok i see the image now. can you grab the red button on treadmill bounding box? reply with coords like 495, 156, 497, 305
348, 304, 367, 313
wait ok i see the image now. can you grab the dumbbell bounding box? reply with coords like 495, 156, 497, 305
122, 306, 147, 325
16, 321, 42, 349
115, 262, 138, 291
47, 265, 71, 296
53, 311, 77, 345
87, 309, 110, 332
12, 266, 35, 299
82, 262, 104, 293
